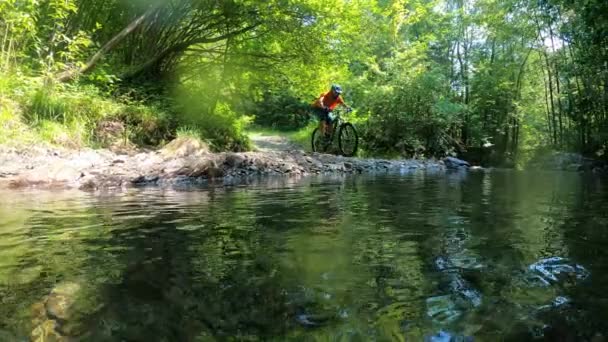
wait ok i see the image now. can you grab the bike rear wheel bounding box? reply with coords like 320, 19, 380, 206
311, 127, 330, 153
338, 123, 358, 157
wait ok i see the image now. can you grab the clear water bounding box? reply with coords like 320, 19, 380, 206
0, 170, 607, 341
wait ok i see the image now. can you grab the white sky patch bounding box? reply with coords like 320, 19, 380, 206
433, 0, 447, 14
544, 34, 564, 52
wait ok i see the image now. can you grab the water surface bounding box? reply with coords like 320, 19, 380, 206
0, 170, 607, 341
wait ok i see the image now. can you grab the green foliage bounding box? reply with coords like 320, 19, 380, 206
117, 101, 174, 147
197, 102, 251, 152
0, 0, 606, 160
0, 0, 37, 72
174, 82, 251, 152
250, 88, 312, 129
36, 119, 88, 148
350, 60, 465, 157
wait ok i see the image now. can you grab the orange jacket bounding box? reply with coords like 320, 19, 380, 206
312, 91, 344, 110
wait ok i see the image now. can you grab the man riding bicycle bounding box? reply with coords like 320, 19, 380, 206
311, 84, 351, 138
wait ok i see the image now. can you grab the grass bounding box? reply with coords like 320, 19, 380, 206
176, 126, 204, 140
0, 73, 177, 149
0, 98, 37, 146
0, 71, 284, 153
37, 120, 89, 148
285, 124, 316, 151
0, 56, 254, 152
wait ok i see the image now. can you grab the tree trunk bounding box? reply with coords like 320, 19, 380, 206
540, 51, 556, 145
56, 5, 160, 82
549, 26, 564, 147
542, 50, 558, 147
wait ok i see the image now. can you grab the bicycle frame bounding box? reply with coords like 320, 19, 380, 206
311, 107, 358, 156
325, 109, 349, 141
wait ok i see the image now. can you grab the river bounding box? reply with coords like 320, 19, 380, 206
0, 170, 606, 341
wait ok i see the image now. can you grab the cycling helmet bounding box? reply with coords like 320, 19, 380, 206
331, 84, 343, 95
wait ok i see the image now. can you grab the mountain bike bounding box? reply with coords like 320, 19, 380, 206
311, 107, 358, 157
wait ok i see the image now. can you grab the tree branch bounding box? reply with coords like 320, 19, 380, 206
121, 23, 261, 80
56, 4, 161, 82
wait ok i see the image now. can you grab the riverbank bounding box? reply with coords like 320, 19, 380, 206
0, 138, 451, 191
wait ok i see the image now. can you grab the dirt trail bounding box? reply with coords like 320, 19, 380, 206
249, 132, 300, 152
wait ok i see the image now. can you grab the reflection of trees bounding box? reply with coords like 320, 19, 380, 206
546, 175, 608, 339
84, 188, 300, 340
0, 190, 119, 336
343, 170, 584, 339
346, 174, 442, 339
461, 171, 584, 339
0, 187, 297, 339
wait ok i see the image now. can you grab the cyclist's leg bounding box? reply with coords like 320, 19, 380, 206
314, 108, 330, 136
326, 112, 335, 137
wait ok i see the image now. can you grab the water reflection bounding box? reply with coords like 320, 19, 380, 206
0, 171, 606, 340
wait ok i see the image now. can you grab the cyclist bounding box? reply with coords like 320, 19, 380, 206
311, 84, 351, 138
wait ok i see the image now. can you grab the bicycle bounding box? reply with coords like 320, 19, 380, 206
311, 107, 359, 157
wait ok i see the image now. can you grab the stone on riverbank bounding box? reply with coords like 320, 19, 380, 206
443, 156, 471, 169
0, 140, 449, 191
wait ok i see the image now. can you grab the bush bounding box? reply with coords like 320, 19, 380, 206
23, 84, 118, 146
174, 100, 251, 152
116, 103, 174, 147
251, 89, 311, 130
180, 103, 251, 151
173, 80, 252, 152
348, 66, 465, 158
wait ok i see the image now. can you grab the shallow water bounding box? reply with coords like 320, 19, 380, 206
0, 170, 607, 341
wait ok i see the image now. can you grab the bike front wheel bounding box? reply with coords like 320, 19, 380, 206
311, 127, 330, 153
338, 123, 358, 157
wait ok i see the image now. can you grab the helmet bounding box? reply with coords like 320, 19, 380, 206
331, 84, 343, 95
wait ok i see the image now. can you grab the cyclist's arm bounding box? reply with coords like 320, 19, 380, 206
318, 95, 327, 110
313, 94, 329, 111
339, 97, 351, 111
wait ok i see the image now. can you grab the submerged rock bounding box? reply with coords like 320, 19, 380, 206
537, 296, 571, 313
31, 319, 64, 342
31, 281, 103, 340
295, 313, 335, 328
444, 157, 470, 169
426, 255, 483, 326
45, 282, 82, 321
426, 295, 463, 324
424, 330, 474, 342
434, 256, 483, 308
296, 314, 321, 327
527, 257, 589, 286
